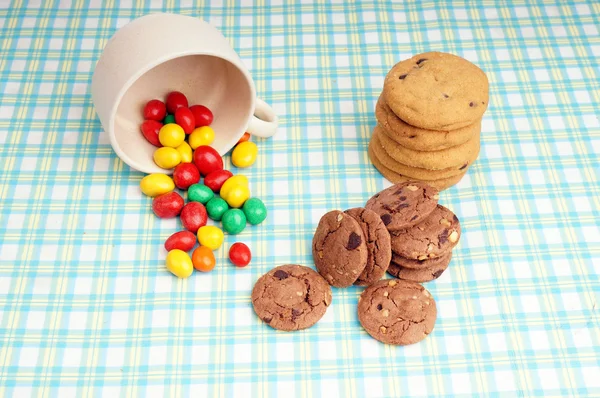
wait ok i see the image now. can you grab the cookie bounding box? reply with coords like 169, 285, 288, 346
370, 132, 467, 180
387, 252, 452, 283
365, 181, 438, 232
390, 205, 461, 260
358, 279, 437, 345
252, 264, 332, 331
344, 207, 391, 286
368, 144, 468, 191
383, 52, 489, 130
391, 250, 452, 270
375, 96, 480, 151
312, 210, 368, 287
375, 124, 481, 170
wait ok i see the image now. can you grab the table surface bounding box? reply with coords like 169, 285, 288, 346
1, 0, 599, 397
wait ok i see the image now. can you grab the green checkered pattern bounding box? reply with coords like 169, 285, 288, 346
1, 0, 599, 396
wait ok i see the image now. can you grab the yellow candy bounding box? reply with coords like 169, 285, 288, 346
226, 184, 250, 208
176, 141, 193, 163
231, 141, 258, 168
166, 249, 194, 278
139, 173, 175, 197
197, 226, 224, 250
188, 126, 215, 149
219, 175, 249, 200
159, 123, 185, 148
153, 147, 181, 169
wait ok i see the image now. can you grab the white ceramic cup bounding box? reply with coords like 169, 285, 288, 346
91, 13, 278, 174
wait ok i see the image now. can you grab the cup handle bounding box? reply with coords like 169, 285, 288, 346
246, 98, 278, 138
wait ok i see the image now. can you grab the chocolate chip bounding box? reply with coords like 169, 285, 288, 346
262, 316, 273, 323
399, 74, 407, 80
432, 270, 444, 279
398, 203, 409, 209
347, 232, 362, 250
469, 102, 475, 107
453, 215, 459, 222
439, 229, 448, 244
459, 163, 468, 170
291, 309, 301, 321
443, 93, 449, 98
416, 58, 427, 65
411, 215, 418, 221
381, 214, 392, 225
377, 304, 383, 310
399, 196, 407, 201
273, 270, 289, 280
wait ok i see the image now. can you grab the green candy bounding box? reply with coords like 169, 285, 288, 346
222, 209, 247, 235
242, 197, 267, 225
188, 184, 214, 204
164, 114, 175, 124
206, 197, 229, 221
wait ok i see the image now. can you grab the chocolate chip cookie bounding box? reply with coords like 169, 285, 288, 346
344, 207, 391, 286
390, 204, 461, 260
312, 210, 368, 287
252, 264, 332, 331
358, 279, 437, 345
387, 252, 452, 283
365, 182, 439, 232
383, 52, 489, 130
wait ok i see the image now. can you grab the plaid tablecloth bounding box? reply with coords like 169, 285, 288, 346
1, 0, 599, 396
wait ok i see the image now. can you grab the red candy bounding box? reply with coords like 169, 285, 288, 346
193, 146, 223, 176
175, 107, 196, 134
143, 99, 167, 121
204, 169, 233, 192
172, 163, 200, 190
189, 105, 213, 127
180, 202, 207, 233
164, 230, 196, 252
166, 91, 189, 114
229, 242, 251, 267
140, 120, 163, 147
152, 192, 184, 218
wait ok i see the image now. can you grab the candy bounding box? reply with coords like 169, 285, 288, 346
140, 120, 163, 147
153, 147, 181, 169
231, 141, 258, 168
164, 230, 196, 252
188, 184, 214, 204
189, 105, 213, 127
188, 126, 215, 149
219, 175, 248, 200
204, 169, 233, 193
166, 91, 188, 114
237, 132, 251, 144
225, 184, 250, 208
139, 173, 174, 197
166, 249, 194, 278
229, 242, 251, 267
242, 197, 267, 225
176, 141, 193, 163
222, 209, 247, 235
159, 123, 185, 148
206, 197, 229, 221
152, 191, 184, 218
180, 202, 207, 233
172, 163, 200, 190
175, 107, 195, 134
143, 99, 167, 121
192, 246, 216, 272
197, 225, 224, 250
164, 114, 175, 124
193, 145, 223, 176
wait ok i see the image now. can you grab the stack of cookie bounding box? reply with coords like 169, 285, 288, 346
369, 51, 489, 190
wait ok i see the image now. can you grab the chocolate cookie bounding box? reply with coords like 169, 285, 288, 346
375, 96, 480, 151
370, 132, 468, 180
368, 144, 468, 191
390, 205, 461, 260
365, 182, 439, 232
358, 279, 437, 345
391, 250, 452, 270
375, 124, 481, 170
252, 264, 332, 331
383, 52, 489, 130
387, 252, 452, 283
312, 210, 368, 287
344, 207, 391, 286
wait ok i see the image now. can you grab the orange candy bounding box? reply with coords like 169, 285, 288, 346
237, 132, 251, 144
192, 246, 216, 272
